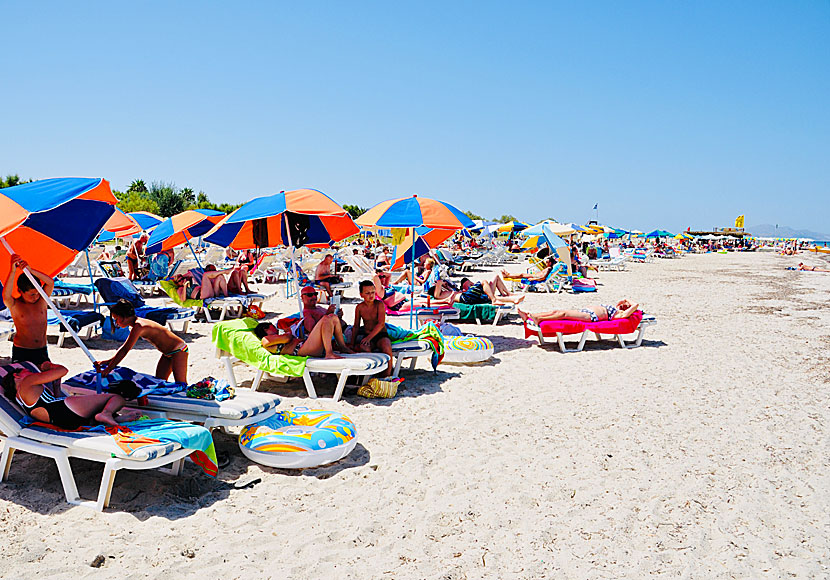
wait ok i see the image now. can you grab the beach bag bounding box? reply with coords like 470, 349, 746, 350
244, 304, 266, 320
357, 378, 401, 399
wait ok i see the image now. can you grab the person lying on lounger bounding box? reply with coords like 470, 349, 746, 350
518, 300, 639, 325
430, 276, 525, 307
253, 314, 354, 359
3, 361, 140, 428
500, 257, 555, 282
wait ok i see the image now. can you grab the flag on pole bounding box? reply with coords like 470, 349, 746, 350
735, 215, 744, 228
593, 204, 598, 210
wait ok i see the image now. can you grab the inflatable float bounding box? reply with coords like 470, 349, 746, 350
239, 407, 357, 469
442, 335, 494, 363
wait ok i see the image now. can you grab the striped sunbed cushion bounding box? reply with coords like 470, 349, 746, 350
305, 353, 389, 373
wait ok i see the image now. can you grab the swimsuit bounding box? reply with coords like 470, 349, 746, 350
318, 276, 341, 284
578, 305, 618, 323
11, 345, 50, 366
358, 329, 389, 348
185, 282, 200, 300
162, 344, 189, 359
579, 308, 599, 323
278, 340, 303, 356
458, 282, 490, 305
16, 389, 87, 430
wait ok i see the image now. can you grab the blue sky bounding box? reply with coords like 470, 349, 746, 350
2, 1, 828, 233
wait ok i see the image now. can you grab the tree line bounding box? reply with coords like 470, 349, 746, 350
2, 174, 523, 223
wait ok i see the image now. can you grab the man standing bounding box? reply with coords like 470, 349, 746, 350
3, 254, 55, 366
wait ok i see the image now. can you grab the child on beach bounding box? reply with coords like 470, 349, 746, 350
96, 299, 189, 383
3, 361, 139, 428
351, 280, 394, 377
3, 254, 55, 366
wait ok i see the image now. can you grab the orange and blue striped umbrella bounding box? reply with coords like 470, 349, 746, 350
128, 211, 164, 231
97, 208, 143, 241
356, 194, 474, 230
146, 209, 225, 254
0, 177, 117, 282
204, 189, 359, 249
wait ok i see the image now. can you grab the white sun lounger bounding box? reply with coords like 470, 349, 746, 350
62, 368, 281, 430
0, 362, 194, 512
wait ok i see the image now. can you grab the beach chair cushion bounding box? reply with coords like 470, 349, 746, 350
532, 310, 644, 337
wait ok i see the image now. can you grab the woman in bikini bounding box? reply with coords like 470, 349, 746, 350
3, 362, 140, 428
518, 299, 639, 325
253, 315, 353, 359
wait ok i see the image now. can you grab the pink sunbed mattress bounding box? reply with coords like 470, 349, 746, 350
525, 310, 643, 338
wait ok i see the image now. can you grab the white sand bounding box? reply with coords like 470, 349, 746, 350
1, 251, 829, 578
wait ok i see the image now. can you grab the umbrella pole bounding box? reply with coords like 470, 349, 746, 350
184, 233, 204, 270
410, 227, 416, 328
1, 238, 98, 367
85, 248, 99, 313
283, 213, 303, 313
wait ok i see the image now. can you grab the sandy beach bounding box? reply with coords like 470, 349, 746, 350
1, 251, 829, 579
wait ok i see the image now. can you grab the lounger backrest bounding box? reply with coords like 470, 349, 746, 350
94, 277, 146, 308
0, 362, 41, 437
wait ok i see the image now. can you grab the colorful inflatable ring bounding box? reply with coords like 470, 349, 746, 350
442, 335, 494, 363
239, 407, 357, 469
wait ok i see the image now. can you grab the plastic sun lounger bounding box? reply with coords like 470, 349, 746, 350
211, 319, 390, 403
94, 277, 196, 332
62, 367, 280, 430
0, 362, 195, 512
523, 311, 657, 352
385, 305, 461, 326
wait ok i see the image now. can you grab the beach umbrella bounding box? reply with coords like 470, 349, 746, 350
495, 220, 530, 233
522, 221, 575, 237
146, 209, 225, 268
97, 208, 143, 242
204, 188, 359, 309
356, 194, 474, 326
645, 229, 673, 238
0, 177, 118, 368
540, 224, 572, 275
128, 211, 164, 231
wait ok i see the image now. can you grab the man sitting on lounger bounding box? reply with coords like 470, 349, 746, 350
518, 300, 639, 325
300, 285, 346, 336
314, 254, 342, 301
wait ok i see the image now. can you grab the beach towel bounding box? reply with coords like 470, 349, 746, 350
66, 367, 188, 398
453, 302, 498, 323
385, 322, 445, 369
27, 419, 217, 477
211, 317, 308, 377
53, 280, 95, 294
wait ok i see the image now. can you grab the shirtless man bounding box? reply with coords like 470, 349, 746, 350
126, 233, 149, 280
300, 285, 346, 336
96, 299, 190, 383
518, 299, 639, 325
3, 255, 54, 366
314, 254, 342, 301
351, 280, 394, 376
797, 263, 830, 272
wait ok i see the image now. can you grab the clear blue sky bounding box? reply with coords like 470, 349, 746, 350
2, 1, 828, 233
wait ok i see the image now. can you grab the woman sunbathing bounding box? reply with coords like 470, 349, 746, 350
3, 362, 140, 428
253, 316, 354, 359
501, 258, 555, 282
518, 300, 639, 324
